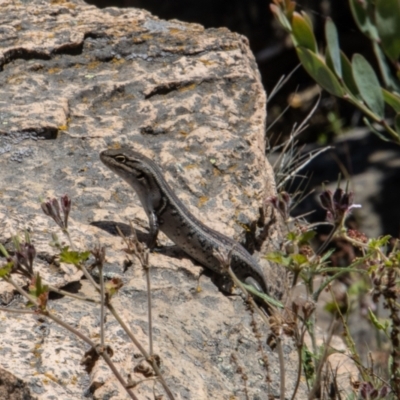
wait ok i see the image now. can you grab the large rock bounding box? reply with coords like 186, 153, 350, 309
0, 0, 293, 398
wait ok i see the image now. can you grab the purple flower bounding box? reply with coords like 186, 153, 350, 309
319, 187, 361, 225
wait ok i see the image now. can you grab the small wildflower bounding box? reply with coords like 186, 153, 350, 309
60, 194, 71, 229
41, 195, 72, 230
268, 191, 291, 220
9, 240, 37, 278
319, 187, 361, 225
16, 242, 36, 275
41, 198, 64, 229
359, 381, 390, 399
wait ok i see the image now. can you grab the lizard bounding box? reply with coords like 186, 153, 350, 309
100, 147, 268, 295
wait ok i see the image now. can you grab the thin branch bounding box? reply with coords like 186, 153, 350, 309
3, 275, 138, 400
107, 303, 176, 400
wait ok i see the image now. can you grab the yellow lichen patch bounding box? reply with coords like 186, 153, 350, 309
168, 28, 183, 35
111, 57, 125, 65
187, 121, 196, 131
132, 37, 145, 44
44, 373, 59, 383
87, 61, 101, 70
50, 0, 76, 8
178, 83, 197, 92
110, 142, 122, 150
47, 68, 61, 74
198, 196, 208, 208
7, 76, 24, 85
184, 164, 197, 170
111, 191, 122, 203
107, 140, 121, 149
227, 164, 238, 173
198, 59, 215, 66
58, 124, 68, 131
212, 168, 221, 177
221, 44, 238, 51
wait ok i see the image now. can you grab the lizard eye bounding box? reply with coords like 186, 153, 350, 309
115, 155, 126, 163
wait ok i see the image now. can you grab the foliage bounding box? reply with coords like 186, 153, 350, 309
268, 184, 400, 399
0, 196, 174, 400
270, 0, 400, 143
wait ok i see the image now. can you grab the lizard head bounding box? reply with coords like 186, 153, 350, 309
100, 148, 164, 208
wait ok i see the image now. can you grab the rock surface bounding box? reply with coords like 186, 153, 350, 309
0, 0, 294, 398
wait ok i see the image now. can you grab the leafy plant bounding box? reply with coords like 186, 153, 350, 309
270, 0, 400, 142
267, 181, 400, 399
0, 196, 175, 400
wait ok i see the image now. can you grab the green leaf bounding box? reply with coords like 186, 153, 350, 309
363, 118, 392, 142
340, 51, 359, 96
395, 113, 400, 136
0, 243, 9, 258
325, 18, 341, 78
0, 262, 13, 278
352, 54, 384, 119
382, 89, 400, 113
325, 45, 335, 74
28, 274, 49, 310
368, 308, 389, 332
299, 230, 316, 244
302, 346, 315, 381
270, 4, 292, 32
301, 11, 314, 31
292, 12, 317, 52
264, 252, 292, 267
297, 47, 345, 97
286, 231, 297, 241
348, 280, 368, 296
60, 247, 90, 265
372, 41, 400, 92
368, 235, 391, 249
349, 0, 379, 40
292, 254, 308, 265
375, 0, 400, 62
324, 301, 343, 314
320, 248, 335, 263
12, 236, 21, 252
29, 274, 49, 297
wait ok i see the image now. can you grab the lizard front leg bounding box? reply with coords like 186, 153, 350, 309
147, 211, 159, 250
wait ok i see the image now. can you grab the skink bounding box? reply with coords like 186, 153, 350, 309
100, 148, 267, 294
